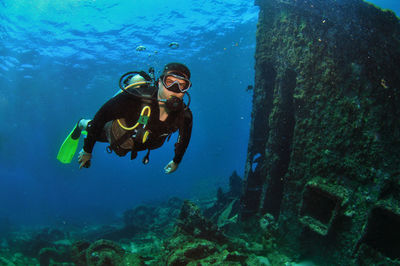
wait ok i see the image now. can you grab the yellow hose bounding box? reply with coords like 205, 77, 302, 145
123, 81, 148, 91
117, 105, 151, 130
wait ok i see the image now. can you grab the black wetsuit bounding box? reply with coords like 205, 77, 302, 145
83, 90, 192, 164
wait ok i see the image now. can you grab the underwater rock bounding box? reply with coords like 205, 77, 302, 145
183, 242, 217, 260
217, 171, 243, 203
246, 254, 271, 265
38, 246, 71, 266
166, 238, 218, 263
6, 227, 75, 264
205, 171, 243, 219
176, 200, 226, 243
71, 199, 182, 247
72, 238, 145, 266
3, 197, 279, 266
0, 253, 39, 265
259, 213, 276, 232
85, 239, 125, 266
165, 196, 184, 209
123, 205, 157, 230
79, 225, 123, 242
203, 172, 243, 236
71, 240, 91, 266
164, 236, 228, 265
228, 171, 243, 199
0, 256, 15, 266
35, 228, 65, 243
152, 197, 183, 232
164, 233, 267, 266
98, 226, 132, 242
8, 233, 50, 258
121, 253, 145, 266
227, 251, 249, 264
122, 200, 181, 239
216, 201, 241, 236
119, 232, 164, 264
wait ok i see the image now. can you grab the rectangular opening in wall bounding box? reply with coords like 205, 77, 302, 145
362, 207, 400, 260
299, 184, 343, 235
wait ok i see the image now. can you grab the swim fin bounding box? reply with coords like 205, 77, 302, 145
57, 120, 87, 164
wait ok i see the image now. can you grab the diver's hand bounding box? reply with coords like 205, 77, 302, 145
78, 149, 92, 169
164, 160, 178, 174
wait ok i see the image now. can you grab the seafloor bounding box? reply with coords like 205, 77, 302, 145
0, 172, 294, 266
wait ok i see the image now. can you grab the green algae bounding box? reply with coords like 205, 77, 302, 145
242, 0, 400, 264
363, 0, 400, 20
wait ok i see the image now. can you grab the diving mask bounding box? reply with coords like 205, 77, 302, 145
161, 73, 191, 93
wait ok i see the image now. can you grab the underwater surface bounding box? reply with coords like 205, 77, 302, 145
0, 0, 399, 265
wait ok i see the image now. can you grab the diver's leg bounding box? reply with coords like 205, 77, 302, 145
78, 119, 108, 142
78, 119, 91, 130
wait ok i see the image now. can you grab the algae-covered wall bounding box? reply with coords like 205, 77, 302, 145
241, 0, 400, 264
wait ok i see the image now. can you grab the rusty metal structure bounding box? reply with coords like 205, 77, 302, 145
240, 0, 400, 264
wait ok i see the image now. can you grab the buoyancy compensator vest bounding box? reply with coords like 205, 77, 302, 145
105, 70, 157, 162
105, 68, 190, 164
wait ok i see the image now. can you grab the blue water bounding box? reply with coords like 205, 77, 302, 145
0, 0, 258, 226
0, 0, 398, 226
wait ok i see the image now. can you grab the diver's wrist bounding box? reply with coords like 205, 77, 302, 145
82, 149, 92, 155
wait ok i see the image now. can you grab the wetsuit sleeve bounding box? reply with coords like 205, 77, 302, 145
173, 109, 193, 164
83, 93, 134, 153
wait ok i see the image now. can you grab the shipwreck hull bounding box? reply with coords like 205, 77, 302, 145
241, 0, 400, 264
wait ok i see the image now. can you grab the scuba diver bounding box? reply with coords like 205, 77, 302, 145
57, 62, 193, 174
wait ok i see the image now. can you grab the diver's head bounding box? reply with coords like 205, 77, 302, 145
162, 62, 191, 80
158, 63, 191, 112
158, 62, 191, 97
